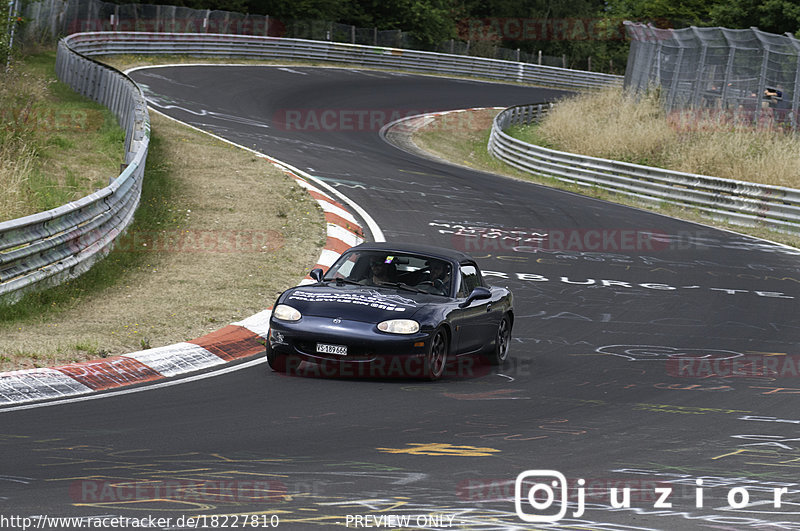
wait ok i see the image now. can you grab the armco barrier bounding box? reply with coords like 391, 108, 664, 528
0, 39, 149, 305
62, 32, 622, 91
0, 31, 619, 304
489, 103, 800, 233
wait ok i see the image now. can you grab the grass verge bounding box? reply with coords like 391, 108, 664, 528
0, 108, 325, 371
411, 108, 800, 249
516, 86, 800, 189
0, 51, 124, 222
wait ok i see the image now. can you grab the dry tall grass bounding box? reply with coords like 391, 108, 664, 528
0, 68, 38, 220
532, 86, 800, 189
537, 86, 675, 165
0, 139, 35, 218
664, 126, 800, 187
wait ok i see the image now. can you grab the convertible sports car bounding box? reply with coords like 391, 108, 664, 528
265, 242, 513, 380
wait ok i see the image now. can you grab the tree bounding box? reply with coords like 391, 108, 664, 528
604, 0, 716, 28
710, 0, 800, 35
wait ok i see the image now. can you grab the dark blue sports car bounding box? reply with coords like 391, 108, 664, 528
266, 242, 513, 380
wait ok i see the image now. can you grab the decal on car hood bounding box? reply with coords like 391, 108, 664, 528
288, 289, 417, 312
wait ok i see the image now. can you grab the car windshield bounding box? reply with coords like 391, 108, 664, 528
324, 251, 453, 296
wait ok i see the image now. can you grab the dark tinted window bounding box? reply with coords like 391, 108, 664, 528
324, 251, 453, 296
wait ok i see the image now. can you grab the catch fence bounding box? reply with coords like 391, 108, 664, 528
624, 21, 800, 130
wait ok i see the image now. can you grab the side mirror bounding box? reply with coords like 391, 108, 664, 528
310, 268, 325, 283
459, 286, 491, 308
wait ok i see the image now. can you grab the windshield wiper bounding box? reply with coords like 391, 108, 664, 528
331, 277, 362, 287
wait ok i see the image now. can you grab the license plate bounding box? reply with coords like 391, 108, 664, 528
316, 343, 347, 356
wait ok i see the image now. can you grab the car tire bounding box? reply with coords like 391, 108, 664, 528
266, 345, 288, 373
487, 315, 511, 366
424, 328, 448, 381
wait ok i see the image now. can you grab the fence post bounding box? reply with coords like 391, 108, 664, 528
786, 32, 800, 132
689, 27, 708, 108
667, 46, 685, 113
752, 28, 771, 125
649, 24, 664, 88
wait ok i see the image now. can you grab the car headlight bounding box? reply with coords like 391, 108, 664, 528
273, 304, 302, 321
377, 319, 420, 334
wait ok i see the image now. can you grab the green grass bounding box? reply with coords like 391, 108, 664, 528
1, 108, 325, 370
0, 51, 125, 221
0, 129, 179, 323
504, 124, 555, 150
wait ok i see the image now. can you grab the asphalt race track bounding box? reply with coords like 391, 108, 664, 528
3, 66, 800, 530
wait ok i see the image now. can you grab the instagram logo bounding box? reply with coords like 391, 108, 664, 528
514, 469, 795, 523
515, 470, 573, 522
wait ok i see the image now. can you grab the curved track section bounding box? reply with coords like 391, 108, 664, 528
2, 66, 800, 530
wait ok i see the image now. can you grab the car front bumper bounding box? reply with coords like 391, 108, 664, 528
267, 315, 433, 377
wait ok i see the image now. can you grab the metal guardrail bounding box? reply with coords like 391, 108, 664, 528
63, 32, 622, 91
0, 31, 619, 304
489, 103, 800, 233
0, 39, 149, 304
